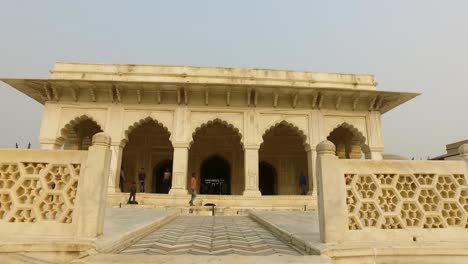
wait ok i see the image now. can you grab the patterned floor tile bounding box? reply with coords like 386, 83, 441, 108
120, 216, 302, 256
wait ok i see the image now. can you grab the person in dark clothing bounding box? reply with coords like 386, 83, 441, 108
138, 168, 146, 193
119, 166, 125, 192
299, 172, 307, 195
128, 181, 137, 204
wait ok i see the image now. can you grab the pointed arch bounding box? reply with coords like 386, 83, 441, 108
260, 120, 310, 150
188, 119, 244, 195
259, 120, 308, 195
122, 116, 173, 146
327, 122, 366, 144
327, 122, 369, 159
59, 114, 104, 140
57, 114, 104, 150
190, 118, 243, 149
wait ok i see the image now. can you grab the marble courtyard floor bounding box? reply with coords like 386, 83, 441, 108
72, 209, 331, 264
120, 215, 303, 256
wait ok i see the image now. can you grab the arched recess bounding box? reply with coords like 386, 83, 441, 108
188, 119, 244, 195
200, 155, 231, 195
259, 121, 309, 195
259, 161, 277, 195
153, 159, 173, 194
58, 115, 103, 150
121, 117, 173, 193
326, 122, 370, 159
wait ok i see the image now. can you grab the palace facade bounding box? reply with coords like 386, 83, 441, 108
1, 63, 417, 206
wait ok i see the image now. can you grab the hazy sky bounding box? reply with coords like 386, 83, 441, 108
0, 1, 467, 158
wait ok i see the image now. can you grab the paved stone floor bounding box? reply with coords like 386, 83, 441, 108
251, 211, 320, 243
120, 216, 303, 256
95, 208, 176, 252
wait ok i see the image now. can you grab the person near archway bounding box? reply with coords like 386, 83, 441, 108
138, 168, 146, 193
299, 172, 307, 195
120, 166, 125, 192
189, 172, 197, 206
163, 168, 172, 193
127, 181, 137, 204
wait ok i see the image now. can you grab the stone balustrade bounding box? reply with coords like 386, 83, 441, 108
0, 133, 112, 238
316, 140, 468, 243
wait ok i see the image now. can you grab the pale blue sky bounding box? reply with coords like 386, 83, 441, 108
0, 1, 467, 158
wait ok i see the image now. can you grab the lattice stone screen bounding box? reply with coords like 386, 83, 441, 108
0, 148, 95, 238
316, 140, 468, 244
0, 162, 81, 223
345, 173, 468, 230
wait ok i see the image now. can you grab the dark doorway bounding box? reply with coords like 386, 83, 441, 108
259, 161, 277, 195
153, 160, 173, 194
200, 155, 230, 195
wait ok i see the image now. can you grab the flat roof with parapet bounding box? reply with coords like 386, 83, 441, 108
0, 62, 419, 113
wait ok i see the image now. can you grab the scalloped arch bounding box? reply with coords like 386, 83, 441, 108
122, 116, 173, 145
327, 122, 367, 144
59, 114, 104, 141
260, 120, 310, 149
190, 118, 244, 148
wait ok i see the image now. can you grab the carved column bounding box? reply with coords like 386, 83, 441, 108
306, 147, 317, 197
370, 147, 384, 160
169, 144, 189, 195
336, 142, 346, 159
107, 141, 125, 193
366, 111, 384, 160
243, 145, 261, 196
40, 138, 62, 150
348, 139, 362, 159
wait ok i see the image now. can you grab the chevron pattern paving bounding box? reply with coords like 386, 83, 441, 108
120, 216, 302, 256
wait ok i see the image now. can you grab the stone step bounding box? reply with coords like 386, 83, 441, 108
72, 254, 332, 264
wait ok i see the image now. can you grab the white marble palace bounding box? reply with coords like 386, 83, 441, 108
1, 62, 417, 208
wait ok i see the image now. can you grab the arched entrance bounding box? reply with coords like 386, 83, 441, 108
153, 160, 172, 194
122, 119, 173, 193
259, 122, 308, 195
188, 120, 244, 195
200, 155, 230, 195
259, 161, 277, 195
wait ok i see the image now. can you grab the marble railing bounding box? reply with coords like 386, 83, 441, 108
316, 140, 468, 243
0, 133, 111, 238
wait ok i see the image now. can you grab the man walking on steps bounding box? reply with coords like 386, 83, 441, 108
127, 181, 137, 204
189, 172, 197, 206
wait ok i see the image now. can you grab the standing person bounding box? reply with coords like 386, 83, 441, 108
189, 173, 197, 206
163, 168, 172, 193
119, 166, 125, 192
128, 181, 137, 204
299, 172, 307, 195
138, 168, 146, 193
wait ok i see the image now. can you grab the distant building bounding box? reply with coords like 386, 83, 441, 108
431, 139, 468, 160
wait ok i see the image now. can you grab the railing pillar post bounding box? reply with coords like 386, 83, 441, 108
316, 140, 348, 243
76, 132, 112, 238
